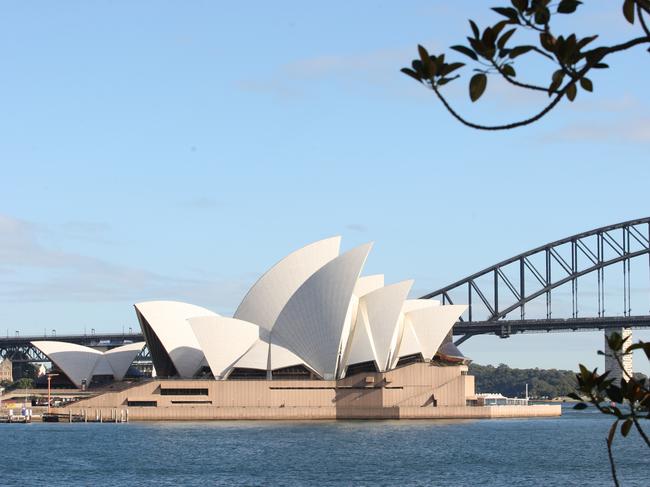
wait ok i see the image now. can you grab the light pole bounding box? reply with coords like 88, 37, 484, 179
46, 373, 59, 414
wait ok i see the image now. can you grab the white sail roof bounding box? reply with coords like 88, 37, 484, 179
402, 299, 439, 313
189, 316, 259, 379
353, 274, 384, 298
234, 236, 341, 335
270, 342, 313, 371
344, 300, 378, 367
232, 339, 269, 370
231, 339, 311, 373
407, 304, 467, 360
134, 300, 219, 378
387, 299, 440, 369
271, 243, 372, 379
362, 280, 414, 371
32, 341, 146, 387
31, 341, 102, 388
395, 318, 423, 358
104, 342, 146, 381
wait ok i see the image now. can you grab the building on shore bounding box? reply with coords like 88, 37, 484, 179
0, 358, 13, 383
39, 237, 560, 420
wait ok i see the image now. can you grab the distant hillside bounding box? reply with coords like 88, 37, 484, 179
468, 363, 577, 399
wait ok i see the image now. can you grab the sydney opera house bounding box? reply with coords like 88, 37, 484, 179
40, 237, 560, 420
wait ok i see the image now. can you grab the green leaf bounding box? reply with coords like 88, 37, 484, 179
580, 77, 593, 92
607, 420, 618, 447
469, 19, 480, 39
502, 64, 516, 77
623, 0, 635, 24
540, 33, 556, 52
608, 332, 623, 351
621, 418, 633, 437
401, 68, 423, 83
607, 385, 623, 404
482, 27, 496, 48
492, 7, 519, 21
534, 7, 550, 24
593, 62, 609, 69
627, 341, 650, 360
511, 0, 527, 12
509, 45, 535, 58
557, 0, 582, 14
418, 45, 435, 77
579, 364, 591, 381
441, 62, 465, 76
577, 35, 598, 50
548, 69, 565, 94
468, 37, 490, 59
437, 75, 460, 86
451, 45, 478, 61
469, 73, 488, 102
573, 402, 588, 410
491, 20, 509, 37
418, 45, 430, 65
498, 28, 517, 50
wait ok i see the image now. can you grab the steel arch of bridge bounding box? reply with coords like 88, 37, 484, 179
422, 217, 650, 345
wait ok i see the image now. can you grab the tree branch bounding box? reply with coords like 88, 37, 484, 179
607, 438, 621, 487
529, 46, 555, 61
583, 36, 650, 61
429, 36, 650, 131
490, 60, 557, 93
638, 5, 650, 38
430, 82, 567, 130
632, 414, 650, 448
519, 13, 545, 33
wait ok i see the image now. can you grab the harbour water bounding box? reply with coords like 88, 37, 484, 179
0, 405, 647, 486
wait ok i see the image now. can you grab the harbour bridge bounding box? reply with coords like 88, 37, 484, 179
2, 217, 650, 370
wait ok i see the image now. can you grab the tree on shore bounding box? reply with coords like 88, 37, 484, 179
402, 0, 650, 130
469, 363, 577, 398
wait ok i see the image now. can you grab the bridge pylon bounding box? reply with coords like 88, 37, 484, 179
604, 328, 633, 385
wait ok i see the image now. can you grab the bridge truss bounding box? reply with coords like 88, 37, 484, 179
422, 217, 650, 345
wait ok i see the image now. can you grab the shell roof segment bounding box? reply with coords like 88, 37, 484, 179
31, 341, 145, 387
360, 280, 414, 371
31, 341, 102, 388
134, 300, 219, 379
104, 342, 146, 381
234, 236, 341, 335
271, 242, 373, 379
188, 316, 259, 379
406, 304, 467, 361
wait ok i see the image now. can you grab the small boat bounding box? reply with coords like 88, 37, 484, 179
9, 414, 30, 423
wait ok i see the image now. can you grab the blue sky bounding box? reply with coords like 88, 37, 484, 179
1, 1, 648, 372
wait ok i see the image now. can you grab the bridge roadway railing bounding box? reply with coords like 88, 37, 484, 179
453, 315, 650, 345
0, 333, 145, 348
